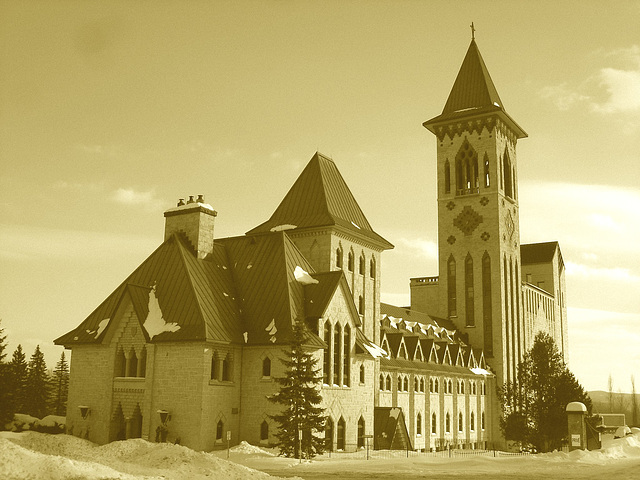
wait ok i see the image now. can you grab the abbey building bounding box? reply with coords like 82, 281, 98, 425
56, 38, 566, 452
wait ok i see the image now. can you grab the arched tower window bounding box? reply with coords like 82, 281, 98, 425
429, 378, 434, 393
323, 322, 331, 384
465, 253, 475, 327
448, 255, 457, 317
385, 374, 391, 391
336, 247, 343, 269
348, 251, 354, 272
358, 417, 365, 448
455, 139, 479, 195
360, 364, 365, 384
358, 295, 364, 315
333, 323, 341, 385
483, 153, 490, 187
221, 353, 231, 381
343, 325, 351, 386
403, 376, 409, 392
359, 255, 365, 275
444, 160, 451, 194
369, 257, 376, 279
435, 378, 439, 393
379, 373, 384, 390
503, 149, 513, 199
482, 252, 493, 356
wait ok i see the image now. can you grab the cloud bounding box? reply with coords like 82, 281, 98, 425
52, 180, 104, 191
566, 261, 640, 283
397, 237, 438, 260
111, 188, 163, 210
539, 83, 590, 111
540, 45, 640, 116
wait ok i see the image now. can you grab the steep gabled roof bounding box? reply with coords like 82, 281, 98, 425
424, 40, 526, 138
247, 152, 393, 249
55, 234, 243, 346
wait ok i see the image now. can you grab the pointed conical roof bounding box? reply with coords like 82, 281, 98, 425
247, 152, 393, 249
442, 39, 503, 115
424, 39, 526, 138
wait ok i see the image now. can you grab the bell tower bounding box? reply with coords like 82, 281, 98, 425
423, 37, 527, 386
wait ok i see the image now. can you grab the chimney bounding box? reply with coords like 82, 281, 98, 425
163, 194, 217, 259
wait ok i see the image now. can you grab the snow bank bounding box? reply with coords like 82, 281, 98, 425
0, 432, 287, 480
229, 440, 275, 456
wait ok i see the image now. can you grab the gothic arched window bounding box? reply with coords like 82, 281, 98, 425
455, 139, 479, 195
336, 247, 343, 269
323, 322, 331, 384
465, 253, 475, 327
483, 153, 490, 187
444, 160, 451, 194
482, 252, 493, 356
343, 325, 351, 387
448, 255, 457, 317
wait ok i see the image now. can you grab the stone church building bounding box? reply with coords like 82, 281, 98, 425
56, 38, 567, 452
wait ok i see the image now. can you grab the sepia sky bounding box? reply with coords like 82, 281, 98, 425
1, 1, 639, 393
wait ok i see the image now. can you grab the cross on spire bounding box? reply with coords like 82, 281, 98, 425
470, 22, 475, 40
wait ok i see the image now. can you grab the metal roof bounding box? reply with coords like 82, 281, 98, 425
520, 241, 560, 265
424, 39, 526, 138
247, 152, 393, 249
56, 230, 328, 349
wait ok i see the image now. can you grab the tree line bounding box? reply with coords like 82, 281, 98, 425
0, 319, 69, 427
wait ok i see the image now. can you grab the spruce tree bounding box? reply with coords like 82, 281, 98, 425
269, 320, 326, 459
10, 345, 28, 414
499, 332, 591, 452
25, 345, 50, 418
50, 351, 70, 416
0, 318, 14, 426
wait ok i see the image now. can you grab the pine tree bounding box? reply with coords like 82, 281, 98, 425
499, 332, 592, 452
50, 352, 69, 416
10, 345, 28, 414
268, 320, 326, 459
0, 318, 14, 426
25, 345, 50, 418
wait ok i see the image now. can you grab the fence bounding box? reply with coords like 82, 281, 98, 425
321, 444, 534, 460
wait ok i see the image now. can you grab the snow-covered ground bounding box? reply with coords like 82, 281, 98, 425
1, 432, 639, 480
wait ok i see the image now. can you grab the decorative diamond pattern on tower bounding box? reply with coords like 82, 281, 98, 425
446, 201, 456, 211
506, 211, 515, 239
481, 231, 490, 241
447, 235, 456, 245
453, 206, 483, 236
480, 197, 489, 206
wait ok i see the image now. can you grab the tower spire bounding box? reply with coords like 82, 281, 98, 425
470, 22, 475, 41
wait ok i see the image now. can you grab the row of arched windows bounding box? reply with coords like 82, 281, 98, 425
114, 346, 147, 378
379, 375, 486, 396
447, 252, 494, 353
323, 321, 351, 386
443, 140, 516, 199
434, 410, 484, 434
335, 247, 376, 279
325, 416, 365, 451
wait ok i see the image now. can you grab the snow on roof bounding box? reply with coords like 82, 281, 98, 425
269, 224, 297, 232
95, 318, 109, 339
294, 266, 319, 285
143, 285, 180, 340
470, 367, 491, 376
363, 340, 389, 359
164, 201, 216, 214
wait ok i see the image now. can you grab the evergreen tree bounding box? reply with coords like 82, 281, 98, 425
25, 345, 50, 418
268, 320, 326, 459
499, 332, 592, 452
10, 345, 28, 414
50, 351, 69, 416
0, 318, 14, 426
